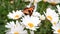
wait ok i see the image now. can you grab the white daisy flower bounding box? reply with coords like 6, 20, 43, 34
21, 15, 41, 30
56, 5, 60, 14
32, 11, 45, 20
40, 15, 45, 20
5, 21, 27, 34
32, 11, 41, 17
52, 23, 60, 34
7, 10, 23, 19
43, 0, 60, 4
44, 8, 59, 25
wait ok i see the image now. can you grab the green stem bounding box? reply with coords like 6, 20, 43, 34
27, 30, 31, 34
34, 31, 36, 34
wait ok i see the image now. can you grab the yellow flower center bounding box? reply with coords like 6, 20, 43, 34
47, 16, 52, 21
14, 32, 19, 34
57, 29, 60, 33
28, 23, 34, 28
14, 15, 20, 19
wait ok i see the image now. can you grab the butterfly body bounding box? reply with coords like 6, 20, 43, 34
23, 5, 35, 16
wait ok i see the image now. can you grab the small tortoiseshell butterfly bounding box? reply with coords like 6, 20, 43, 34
23, 5, 35, 16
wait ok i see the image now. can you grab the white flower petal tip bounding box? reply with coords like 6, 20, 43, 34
27, 5, 30, 8
56, 5, 60, 15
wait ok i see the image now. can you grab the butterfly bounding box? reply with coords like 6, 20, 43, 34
22, 5, 35, 16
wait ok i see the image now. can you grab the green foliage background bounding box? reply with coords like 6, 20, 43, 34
0, 0, 60, 34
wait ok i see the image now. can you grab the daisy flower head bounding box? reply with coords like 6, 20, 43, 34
52, 23, 60, 34
21, 15, 41, 30
40, 15, 45, 20
44, 8, 59, 25
7, 10, 23, 20
32, 11, 45, 20
5, 21, 27, 34
56, 5, 60, 15
32, 11, 41, 17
